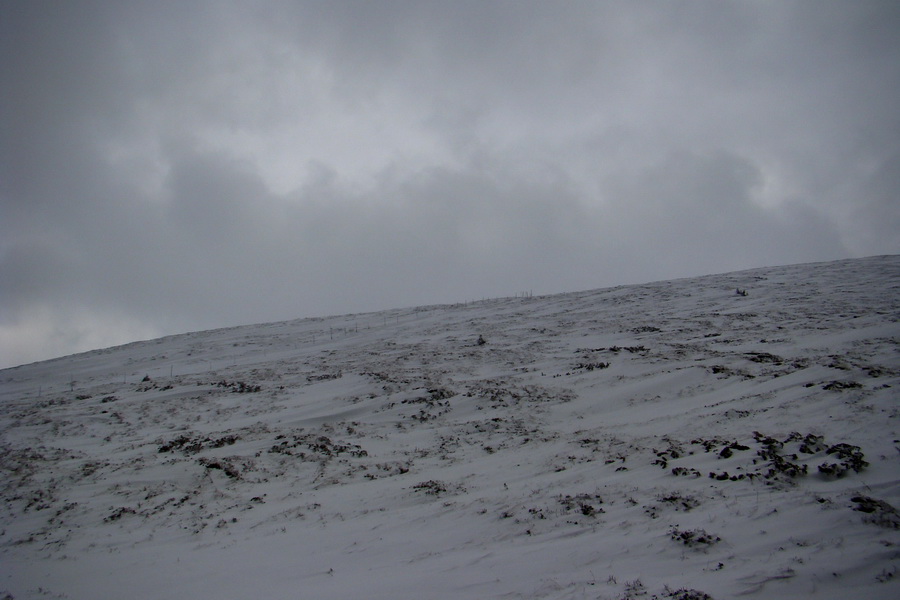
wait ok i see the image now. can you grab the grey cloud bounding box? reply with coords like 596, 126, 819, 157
598, 150, 847, 280
0, 239, 81, 320
850, 150, 900, 254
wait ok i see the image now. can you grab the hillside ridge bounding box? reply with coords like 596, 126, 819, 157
1, 255, 898, 599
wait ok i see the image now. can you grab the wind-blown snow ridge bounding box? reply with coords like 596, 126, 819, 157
2, 256, 899, 599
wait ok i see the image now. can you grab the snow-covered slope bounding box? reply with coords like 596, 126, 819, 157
2, 256, 899, 600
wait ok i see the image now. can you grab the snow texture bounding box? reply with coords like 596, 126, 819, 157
1, 255, 899, 599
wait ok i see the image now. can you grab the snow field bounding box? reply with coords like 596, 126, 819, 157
1, 255, 899, 599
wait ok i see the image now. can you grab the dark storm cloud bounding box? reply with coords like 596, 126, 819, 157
598, 150, 847, 281
2, 1, 898, 367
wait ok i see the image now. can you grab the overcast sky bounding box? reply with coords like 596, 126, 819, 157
2, 1, 898, 368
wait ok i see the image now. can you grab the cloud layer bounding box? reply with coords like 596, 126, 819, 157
2, 1, 898, 367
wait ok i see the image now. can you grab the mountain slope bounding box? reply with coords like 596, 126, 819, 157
2, 256, 899, 599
